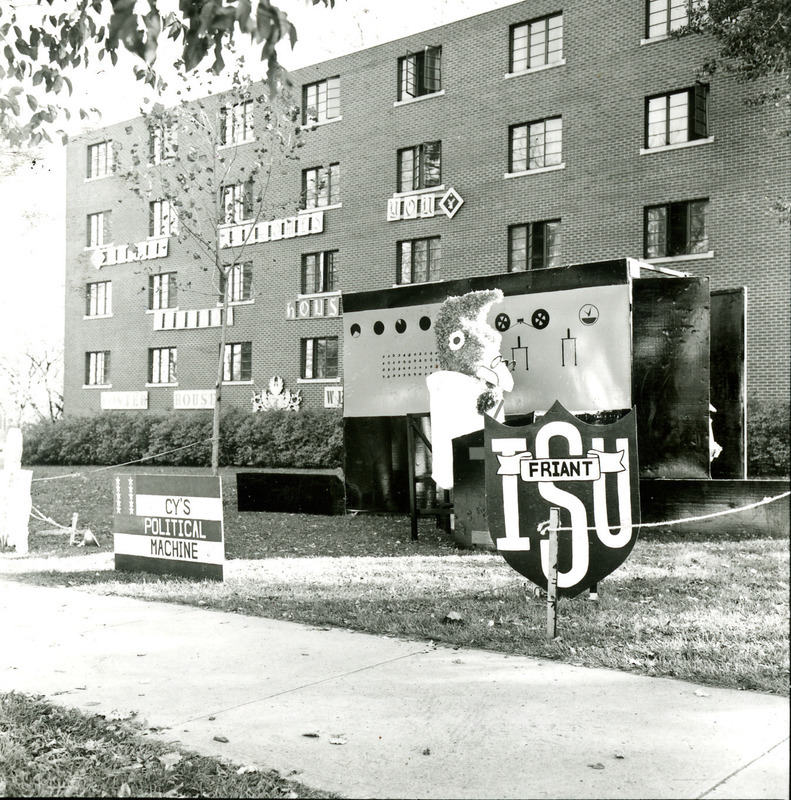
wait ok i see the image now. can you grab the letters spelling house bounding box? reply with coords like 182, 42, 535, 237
64, 0, 789, 434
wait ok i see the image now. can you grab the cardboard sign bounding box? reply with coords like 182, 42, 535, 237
485, 401, 640, 597
113, 474, 224, 580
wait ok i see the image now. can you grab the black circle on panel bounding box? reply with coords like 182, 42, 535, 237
396, 319, 407, 333
419, 316, 431, 331
350, 323, 361, 338
531, 308, 550, 329
495, 313, 511, 332
374, 321, 385, 335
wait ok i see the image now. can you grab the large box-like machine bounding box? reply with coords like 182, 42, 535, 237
342, 259, 748, 536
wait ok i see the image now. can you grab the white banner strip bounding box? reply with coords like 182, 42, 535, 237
114, 533, 224, 564
133, 494, 223, 520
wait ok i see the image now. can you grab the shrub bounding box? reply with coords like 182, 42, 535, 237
747, 398, 790, 478
21, 408, 344, 469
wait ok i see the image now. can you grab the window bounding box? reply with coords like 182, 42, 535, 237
149, 347, 177, 385
397, 142, 441, 192
510, 14, 563, 72
85, 281, 112, 316
398, 46, 442, 101
303, 77, 340, 124
302, 164, 340, 209
148, 272, 178, 310
398, 237, 441, 284
646, 0, 687, 38
509, 221, 561, 271
301, 337, 338, 379
86, 211, 112, 247
149, 199, 178, 237
301, 251, 337, 294
645, 85, 708, 148
148, 123, 177, 164
220, 100, 254, 145
510, 117, 563, 172
644, 199, 709, 258
223, 342, 252, 382
87, 140, 112, 179
85, 351, 109, 386
220, 262, 253, 302
221, 181, 253, 224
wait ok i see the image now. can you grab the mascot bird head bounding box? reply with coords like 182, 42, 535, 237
434, 289, 514, 410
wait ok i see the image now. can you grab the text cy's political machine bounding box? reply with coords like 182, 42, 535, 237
113, 474, 225, 580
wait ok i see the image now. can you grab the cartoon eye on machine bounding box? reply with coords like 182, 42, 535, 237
531, 308, 550, 329
495, 313, 511, 332
448, 330, 466, 351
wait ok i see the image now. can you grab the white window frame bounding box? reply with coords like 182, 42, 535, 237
85, 281, 112, 318
510, 14, 563, 74
148, 346, 178, 386
87, 140, 113, 180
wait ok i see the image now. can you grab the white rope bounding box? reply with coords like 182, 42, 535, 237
30, 438, 214, 482
542, 490, 790, 533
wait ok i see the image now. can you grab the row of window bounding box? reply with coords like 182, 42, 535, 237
84, 338, 338, 387
301, 1, 688, 122
84, 84, 710, 244
85, 197, 710, 323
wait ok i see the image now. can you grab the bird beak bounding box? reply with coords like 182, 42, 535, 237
476, 356, 514, 392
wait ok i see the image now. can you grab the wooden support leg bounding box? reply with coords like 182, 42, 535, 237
546, 507, 559, 640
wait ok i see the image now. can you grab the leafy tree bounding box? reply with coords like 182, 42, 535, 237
119, 70, 304, 474
0, 0, 334, 147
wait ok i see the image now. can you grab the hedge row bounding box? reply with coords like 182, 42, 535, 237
747, 399, 790, 478
21, 408, 343, 469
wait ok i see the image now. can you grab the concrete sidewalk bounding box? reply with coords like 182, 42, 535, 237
0, 578, 788, 799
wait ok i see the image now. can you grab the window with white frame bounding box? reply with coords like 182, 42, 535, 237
148, 123, 177, 164
86, 211, 112, 247
220, 99, 254, 145
223, 342, 252, 382
85, 281, 112, 316
645, 85, 708, 148
301, 251, 337, 294
509, 221, 561, 271
221, 181, 253, 224
397, 142, 441, 192
645, 0, 687, 38
149, 346, 177, 385
148, 272, 178, 310
301, 337, 338, 379
510, 14, 563, 72
149, 199, 178, 237
302, 77, 340, 124
644, 199, 709, 258
84, 351, 109, 386
302, 164, 340, 209
398, 237, 441, 284
220, 262, 253, 302
509, 117, 563, 172
87, 140, 113, 179
398, 46, 442, 101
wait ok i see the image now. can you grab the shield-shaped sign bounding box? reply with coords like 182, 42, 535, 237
485, 401, 640, 597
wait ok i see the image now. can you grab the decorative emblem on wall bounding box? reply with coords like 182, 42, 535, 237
252, 377, 302, 412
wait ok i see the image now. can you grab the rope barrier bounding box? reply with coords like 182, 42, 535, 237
30, 438, 215, 482
541, 490, 790, 533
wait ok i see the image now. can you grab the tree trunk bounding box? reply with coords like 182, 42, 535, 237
212, 267, 230, 476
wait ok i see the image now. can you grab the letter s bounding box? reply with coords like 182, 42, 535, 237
535, 421, 589, 588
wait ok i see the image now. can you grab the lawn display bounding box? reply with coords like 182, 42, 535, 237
341, 258, 752, 541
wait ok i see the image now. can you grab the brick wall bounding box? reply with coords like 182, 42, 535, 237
63, 0, 790, 421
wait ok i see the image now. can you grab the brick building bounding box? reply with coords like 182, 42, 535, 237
64, 0, 790, 423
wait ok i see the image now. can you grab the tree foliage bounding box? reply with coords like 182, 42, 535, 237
682, 0, 790, 84
0, 0, 334, 147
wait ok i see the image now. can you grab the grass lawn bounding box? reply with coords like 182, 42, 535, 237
0, 692, 334, 798
3, 465, 789, 697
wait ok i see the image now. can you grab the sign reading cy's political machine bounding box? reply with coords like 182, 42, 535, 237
113, 475, 225, 581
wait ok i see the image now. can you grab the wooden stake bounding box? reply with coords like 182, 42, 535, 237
546, 507, 559, 640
